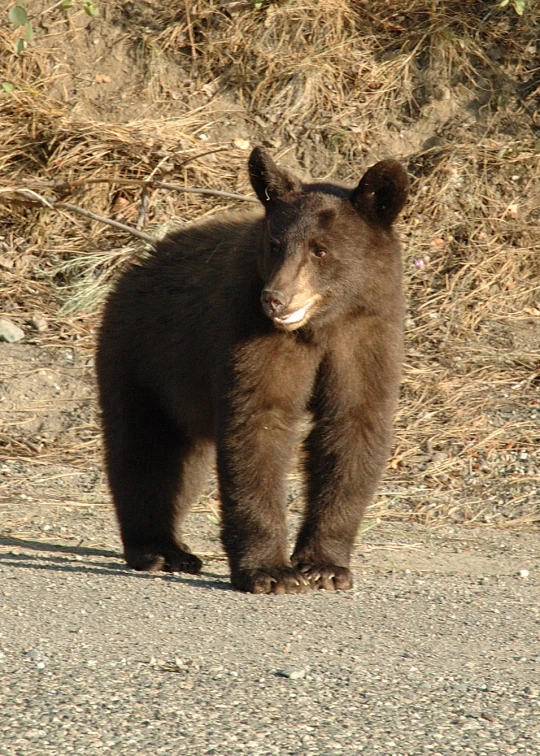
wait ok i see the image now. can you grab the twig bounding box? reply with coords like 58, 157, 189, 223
184, 0, 197, 60
16, 177, 260, 204
30, 0, 69, 20
177, 147, 227, 169
137, 185, 150, 231
1, 188, 157, 246
155, 181, 258, 203
59, 201, 157, 245
153, 181, 259, 204
15, 188, 54, 208
1, 172, 260, 245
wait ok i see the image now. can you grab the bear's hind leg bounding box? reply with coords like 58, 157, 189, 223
103, 391, 212, 574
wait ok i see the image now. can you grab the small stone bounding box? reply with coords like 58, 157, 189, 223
518, 569, 529, 578
27, 649, 43, 661
275, 667, 306, 680
30, 314, 48, 332
0, 318, 24, 343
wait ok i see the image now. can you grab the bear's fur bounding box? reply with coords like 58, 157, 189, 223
96, 147, 408, 594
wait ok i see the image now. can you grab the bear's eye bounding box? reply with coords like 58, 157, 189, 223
312, 244, 326, 259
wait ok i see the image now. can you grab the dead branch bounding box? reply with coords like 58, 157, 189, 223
1, 188, 158, 246
15, 177, 260, 204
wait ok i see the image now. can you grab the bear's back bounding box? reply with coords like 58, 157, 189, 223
97, 210, 267, 426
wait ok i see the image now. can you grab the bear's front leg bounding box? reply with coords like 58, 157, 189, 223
217, 407, 312, 594
291, 421, 391, 591
292, 332, 401, 591
216, 347, 318, 594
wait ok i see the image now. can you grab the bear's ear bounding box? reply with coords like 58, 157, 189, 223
350, 160, 409, 227
249, 147, 301, 205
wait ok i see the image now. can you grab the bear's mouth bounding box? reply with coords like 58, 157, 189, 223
272, 296, 320, 331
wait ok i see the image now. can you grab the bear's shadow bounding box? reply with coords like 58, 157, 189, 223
0, 536, 229, 590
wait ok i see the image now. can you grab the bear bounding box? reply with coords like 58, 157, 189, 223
96, 147, 408, 594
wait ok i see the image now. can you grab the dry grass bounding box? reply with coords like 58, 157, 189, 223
0, 0, 539, 526
152, 0, 538, 163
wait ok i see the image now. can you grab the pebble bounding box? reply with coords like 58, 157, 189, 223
275, 667, 306, 680
29, 313, 48, 332
0, 318, 24, 343
26, 649, 43, 662
518, 569, 529, 578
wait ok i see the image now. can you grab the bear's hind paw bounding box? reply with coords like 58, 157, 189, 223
124, 543, 203, 575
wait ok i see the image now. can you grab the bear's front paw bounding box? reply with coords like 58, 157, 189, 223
295, 563, 353, 591
232, 567, 312, 595
124, 543, 203, 574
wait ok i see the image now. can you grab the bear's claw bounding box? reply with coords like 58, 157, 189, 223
232, 567, 312, 595
296, 564, 353, 591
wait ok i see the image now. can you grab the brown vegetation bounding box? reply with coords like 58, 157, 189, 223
1, 0, 539, 527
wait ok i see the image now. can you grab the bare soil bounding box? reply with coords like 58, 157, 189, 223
1, 503, 539, 755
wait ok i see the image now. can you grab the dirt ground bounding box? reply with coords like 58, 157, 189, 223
0, 334, 538, 530
1, 504, 539, 755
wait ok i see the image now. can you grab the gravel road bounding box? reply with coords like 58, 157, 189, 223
0, 503, 539, 756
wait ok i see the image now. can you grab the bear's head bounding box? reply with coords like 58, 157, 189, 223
249, 147, 408, 332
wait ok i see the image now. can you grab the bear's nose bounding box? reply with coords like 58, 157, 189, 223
261, 289, 288, 318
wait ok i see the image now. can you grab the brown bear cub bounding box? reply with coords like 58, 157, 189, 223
96, 147, 408, 594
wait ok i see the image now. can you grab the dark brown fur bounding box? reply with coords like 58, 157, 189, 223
96, 148, 408, 594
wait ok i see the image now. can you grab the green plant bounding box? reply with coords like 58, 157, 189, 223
6, 0, 99, 55
60, 0, 99, 16
7, 2, 33, 55
498, 0, 527, 14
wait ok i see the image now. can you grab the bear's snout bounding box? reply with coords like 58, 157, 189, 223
261, 288, 289, 319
